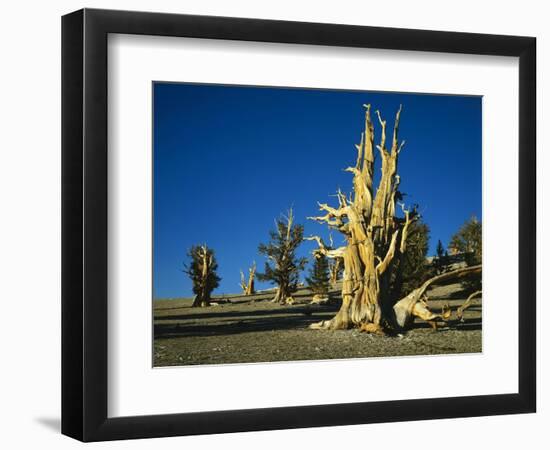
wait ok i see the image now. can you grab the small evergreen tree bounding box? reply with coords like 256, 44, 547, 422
436, 239, 445, 259
257, 209, 307, 305
450, 216, 482, 291
450, 216, 482, 266
306, 254, 331, 298
183, 244, 221, 307
433, 239, 451, 274
391, 218, 431, 298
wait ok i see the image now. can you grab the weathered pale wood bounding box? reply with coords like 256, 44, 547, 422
329, 257, 342, 285
191, 245, 213, 307
457, 289, 482, 322
392, 265, 481, 328
239, 262, 256, 295
308, 104, 481, 332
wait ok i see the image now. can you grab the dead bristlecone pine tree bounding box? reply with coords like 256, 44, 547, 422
183, 244, 221, 307
257, 209, 307, 305
308, 104, 481, 333
239, 262, 256, 295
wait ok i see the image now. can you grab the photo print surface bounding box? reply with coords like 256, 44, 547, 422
153, 83, 482, 367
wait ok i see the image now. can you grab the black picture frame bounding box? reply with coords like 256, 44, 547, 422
62, 8, 536, 442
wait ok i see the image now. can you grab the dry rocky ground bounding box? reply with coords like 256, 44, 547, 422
153, 283, 481, 367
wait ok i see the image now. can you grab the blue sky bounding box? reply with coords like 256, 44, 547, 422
153, 83, 481, 299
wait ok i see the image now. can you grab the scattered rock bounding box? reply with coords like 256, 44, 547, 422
311, 295, 329, 305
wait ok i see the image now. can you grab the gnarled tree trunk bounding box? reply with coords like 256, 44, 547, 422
308, 105, 409, 332
191, 245, 213, 307
272, 285, 294, 304
329, 258, 342, 286
308, 104, 482, 332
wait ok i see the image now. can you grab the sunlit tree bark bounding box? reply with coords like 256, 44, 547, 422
239, 262, 256, 295
308, 105, 481, 332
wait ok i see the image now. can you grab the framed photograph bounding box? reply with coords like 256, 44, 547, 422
62, 8, 536, 442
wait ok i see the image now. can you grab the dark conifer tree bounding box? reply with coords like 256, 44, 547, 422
450, 216, 482, 266
183, 245, 221, 307
391, 218, 431, 298
450, 216, 482, 291
257, 209, 307, 305
306, 254, 331, 297
433, 239, 451, 274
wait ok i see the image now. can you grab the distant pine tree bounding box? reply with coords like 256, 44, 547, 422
450, 216, 482, 292
257, 209, 307, 305
183, 245, 221, 307
306, 254, 331, 297
436, 239, 445, 259
450, 216, 482, 266
433, 239, 451, 274
391, 218, 431, 299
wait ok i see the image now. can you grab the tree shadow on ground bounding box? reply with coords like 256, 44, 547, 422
154, 304, 341, 322
155, 312, 481, 339
154, 311, 336, 339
